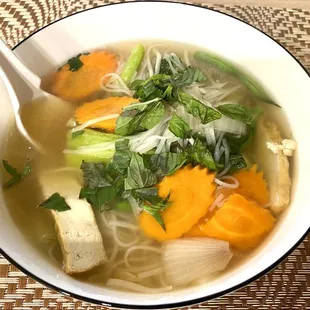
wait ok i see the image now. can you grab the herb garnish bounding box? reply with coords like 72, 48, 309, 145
39, 193, 71, 212
2, 160, 32, 189
71, 130, 84, 139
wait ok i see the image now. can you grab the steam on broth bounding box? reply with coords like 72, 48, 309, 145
2, 41, 296, 292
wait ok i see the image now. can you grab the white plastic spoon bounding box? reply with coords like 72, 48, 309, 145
0, 39, 69, 153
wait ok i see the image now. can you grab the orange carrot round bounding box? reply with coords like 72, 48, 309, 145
139, 165, 216, 241
48, 51, 117, 102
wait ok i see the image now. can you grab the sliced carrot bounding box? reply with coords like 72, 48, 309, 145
75, 96, 138, 132
48, 51, 118, 102
139, 165, 216, 241
200, 193, 275, 250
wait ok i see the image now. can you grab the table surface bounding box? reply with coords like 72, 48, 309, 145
0, 1, 310, 310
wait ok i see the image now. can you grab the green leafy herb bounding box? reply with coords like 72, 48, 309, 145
39, 193, 71, 212
80, 162, 112, 189
108, 139, 132, 175
2, 160, 32, 189
160, 58, 174, 75
178, 91, 222, 124
169, 114, 191, 138
71, 130, 84, 139
146, 152, 186, 177
67, 54, 84, 72
227, 155, 247, 174
79, 186, 117, 211
124, 153, 157, 190
134, 67, 206, 102
115, 100, 165, 136
186, 139, 217, 170
134, 187, 171, 231
217, 104, 262, 127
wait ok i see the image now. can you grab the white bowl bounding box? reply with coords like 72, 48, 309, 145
0, 2, 309, 309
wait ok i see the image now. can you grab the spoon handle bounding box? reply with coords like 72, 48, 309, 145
0, 39, 41, 89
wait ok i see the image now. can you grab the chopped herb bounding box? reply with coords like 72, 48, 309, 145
67, 54, 84, 72
124, 153, 157, 190
39, 193, 71, 212
178, 91, 222, 124
71, 130, 84, 139
217, 104, 262, 128
186, 139, 217, 171
108, 139, 132, 175
146, 152, 186, 178
2, 160, 32, 189
80, 161, 112, 189
228, 154, 247, 174
115, 99, 165, 136
169, 114, 191, 138
134, 187, 171, 231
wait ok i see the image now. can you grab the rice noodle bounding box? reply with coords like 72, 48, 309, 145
137, 267, 165, 280
215, 176, 239, 189
209, 193, 225, 212
183, 50, 190, 67
124, 246, 162, 268
106, 278, 172, 293
72, 114, 119, 132
100, 73, 133, 96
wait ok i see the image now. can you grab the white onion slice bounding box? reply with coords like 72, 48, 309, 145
162, 238, 233, 287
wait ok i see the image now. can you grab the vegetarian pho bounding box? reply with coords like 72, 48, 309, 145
2, 41, 296, 293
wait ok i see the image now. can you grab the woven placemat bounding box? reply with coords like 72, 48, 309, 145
0, 1, 309, 309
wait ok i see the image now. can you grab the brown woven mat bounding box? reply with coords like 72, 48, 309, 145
0, 1, 309, 309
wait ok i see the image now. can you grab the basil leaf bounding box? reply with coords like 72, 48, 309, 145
2, 160, 32, 189
115, 100, 165, 136
228, 155, 247, 174
67, 54, 84, 72
79, 186, 116, 211
178, 91, 222, 124
169, 114, 191, 138
71, 130, 84, 139
39, 193, 71, 212
147, 152, 186, 178
217, 104, 262, 127
187, 139, 217, 170
135, 188, 171, 231
172, 67, 206, 88
124, 153, 157, 190
80, 162, 112, 189
108, 139, 132, 175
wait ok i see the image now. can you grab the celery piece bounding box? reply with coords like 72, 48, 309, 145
67, 129, 119, 150
120, 44, 145, 86
116, 200, 132, 212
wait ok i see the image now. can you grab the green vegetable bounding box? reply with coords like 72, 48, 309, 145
79, 186, 118, 211
121, 44, 145, 85
71, 130, 85, 139
146, 152, 186, 177
39, 193, 71, 212
134, 187, 171, 231
160, 58, 175, 75
217, 104, 262, 128
124, 153, 157, 190
67, 54, 84, 72
194, 51, 279, 106
108, 139, 132, 175
178, 91, 222, 124
80, 162, 112, 189
2, 160, 32, 189
115, 100, 165, 136
186, 139, 217, 170
169, 114, 191, 138
116, 200, 132, 212
227, 155, 247, 174
134, 67, 206, 102
67, 129, 119, 150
